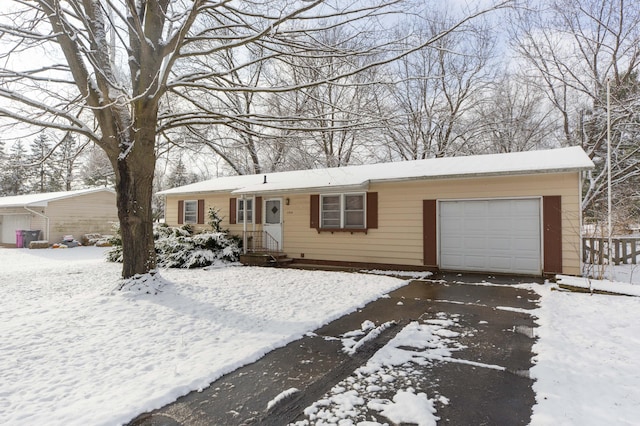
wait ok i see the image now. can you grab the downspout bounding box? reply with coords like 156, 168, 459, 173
23, 205, 50, 242
242, 195, 247, 254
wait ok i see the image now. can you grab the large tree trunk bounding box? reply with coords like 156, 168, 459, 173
113, 120, 158, 279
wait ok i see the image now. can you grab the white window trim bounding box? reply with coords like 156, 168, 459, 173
237, 198, 254, 224
184, 200, 198, 224
320, 193, 366, 229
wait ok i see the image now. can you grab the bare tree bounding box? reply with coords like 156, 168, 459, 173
467, 72, 557, 154
510, 0, 640, 215
265, 26, 385, 168
0, 0, 512, 283
380, 10, 497, 160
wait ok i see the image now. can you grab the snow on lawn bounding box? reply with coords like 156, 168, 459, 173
0, 247, 406, 426
4, 247, 640, 426
528, 282, 640, 426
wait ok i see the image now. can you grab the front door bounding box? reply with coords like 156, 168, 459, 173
263, 198, 283, 251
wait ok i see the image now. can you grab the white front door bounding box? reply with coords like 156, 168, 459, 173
263, 198, 283, 251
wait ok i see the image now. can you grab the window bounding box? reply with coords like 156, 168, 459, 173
184, 200, 198, 224
237, 199, 253, 223
321, 195, 341, 228
344, 194, 365, 228
320, 193, 365, 229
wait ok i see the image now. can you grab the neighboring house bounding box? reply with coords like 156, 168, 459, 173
0, 188, 118, 246
158, 146, 595, 276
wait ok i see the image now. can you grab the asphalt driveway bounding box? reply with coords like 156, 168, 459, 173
129, 275, 540, 425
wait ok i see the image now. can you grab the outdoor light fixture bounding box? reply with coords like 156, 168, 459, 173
286, 198, 290, 205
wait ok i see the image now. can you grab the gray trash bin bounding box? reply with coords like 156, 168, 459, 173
23, 230, 41, 248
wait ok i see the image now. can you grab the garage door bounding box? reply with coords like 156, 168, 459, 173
1, 215, 31, 245
439, 199, 541, 275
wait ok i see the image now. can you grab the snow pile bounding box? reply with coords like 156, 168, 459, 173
377, 389, 438, 426
362, 269, 433, 279
530, 283, 640, 425
341, 320, 395, 356
116, 270, 173, 295
294, 315, 463, 425
0, 247, 406, 426
556, 274, 640, 296
267, 388, 300, 410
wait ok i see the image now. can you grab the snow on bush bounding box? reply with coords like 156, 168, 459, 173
106, 223, 241, 268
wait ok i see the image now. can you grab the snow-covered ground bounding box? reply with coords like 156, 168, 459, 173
0, 247, 405, 426
2, 247, 640, 425
528, 283, 640, 425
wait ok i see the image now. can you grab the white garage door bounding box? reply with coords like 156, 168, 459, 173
1, 215, 31, 244
439, 199, 541, 275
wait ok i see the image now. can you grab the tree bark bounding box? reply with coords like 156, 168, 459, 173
113, 118, 158, 278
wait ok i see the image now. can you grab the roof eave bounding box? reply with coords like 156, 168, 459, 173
369, 166, 594, 185
157, 165, 593, 197
231, 183, 370, 196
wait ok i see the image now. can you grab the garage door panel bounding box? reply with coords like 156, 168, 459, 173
1, 215, 31, 244
487, 218, 508, 233
441, 237, 463, 250
465, 255, 489, 268
489, 256, 514, 270
488, 238, 511, 250
441, 218, 463, 232
441, 253, 463, 268
439, 199, 541, 275
514, 199, 539, 213
514, 238, 540, 251
440, 203, 460, 215
465, 203, 487, 215
465, 236, 486, 250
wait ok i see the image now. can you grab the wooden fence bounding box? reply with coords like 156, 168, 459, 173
583, 237, 640, 265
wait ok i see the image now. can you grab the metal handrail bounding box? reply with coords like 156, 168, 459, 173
244, 230, 280, 253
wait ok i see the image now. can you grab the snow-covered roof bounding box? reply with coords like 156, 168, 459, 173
0, 188, 115, 208
158, 146, 594, 196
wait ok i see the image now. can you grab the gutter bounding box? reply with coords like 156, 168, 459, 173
23, 205, 50, 242
232, 183, 370, 196
160, 166, 594, 198
365, 167, 595, 186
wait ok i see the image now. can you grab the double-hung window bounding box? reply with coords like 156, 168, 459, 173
237, 199, 253, 223
320, 193, 365, 229
184, 200, 198, 224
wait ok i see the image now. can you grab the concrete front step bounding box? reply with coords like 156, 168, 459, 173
240, 253, 293, 267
